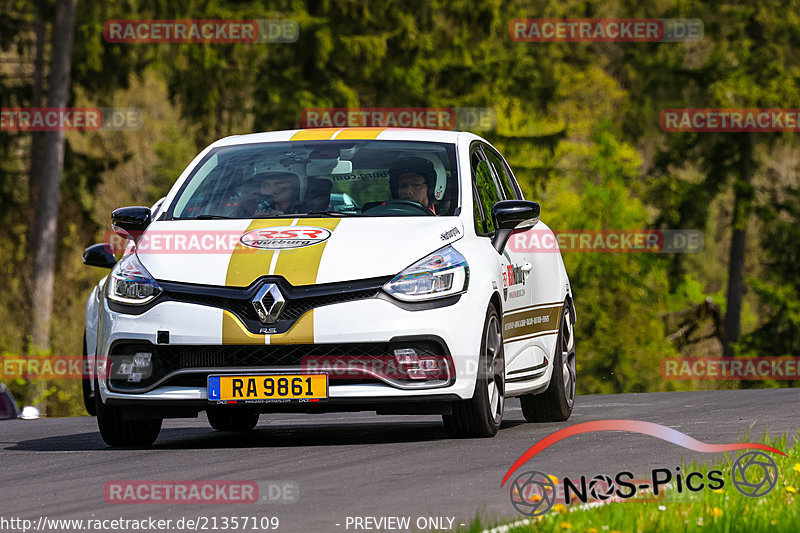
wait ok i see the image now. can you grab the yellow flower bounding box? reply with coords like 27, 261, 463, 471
786, 486, 797, 494
552, 504, 568, 514
712, 489, 724, 494
587, 529, 598, 533
549, 474, 559, 485
529, 493, 543, 502
560, 523, 572, 530
711, 507, 723, 518
792, 463, 800, 474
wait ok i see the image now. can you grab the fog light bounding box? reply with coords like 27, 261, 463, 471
112, 351, 153, 382
393, 348, 419, 365
407, 368, 427, 379
394, 348, 434, 380
133, 352, 152, 367
118, 361, 134, 375
419, 359, 438, 371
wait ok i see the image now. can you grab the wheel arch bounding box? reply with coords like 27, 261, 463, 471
489, 290, 503, 317
565, 292, 576, 325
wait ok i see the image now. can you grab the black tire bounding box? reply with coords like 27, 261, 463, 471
82, 336, 97, 417
207, 408, 259, 431
95, 379, 162, 447
443, 305, 505, 438
520, 303, 576, 422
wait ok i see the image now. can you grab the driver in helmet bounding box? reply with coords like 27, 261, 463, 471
389, 157, 438, 215
228, 171, 301, 217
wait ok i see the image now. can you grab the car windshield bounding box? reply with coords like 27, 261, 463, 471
167, 140, 459, 219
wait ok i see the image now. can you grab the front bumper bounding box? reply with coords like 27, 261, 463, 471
96, 289, 487, 405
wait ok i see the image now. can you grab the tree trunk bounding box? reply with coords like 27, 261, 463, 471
722, 132, 754, 357
28, 2, 48, 232
26, 1, 48, 325
29, 0, 78, 353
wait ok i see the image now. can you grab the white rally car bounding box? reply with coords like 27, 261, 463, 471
82, 127, 576, 446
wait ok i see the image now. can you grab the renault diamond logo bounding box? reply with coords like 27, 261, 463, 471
252, 284, 285, 324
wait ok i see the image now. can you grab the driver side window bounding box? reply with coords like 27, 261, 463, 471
472, 148, 502, 235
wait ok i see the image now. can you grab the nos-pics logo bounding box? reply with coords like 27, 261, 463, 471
502, 420, 783, 517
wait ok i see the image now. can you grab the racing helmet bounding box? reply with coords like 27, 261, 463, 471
389, 156, 438, 204
253, 157, 308, 200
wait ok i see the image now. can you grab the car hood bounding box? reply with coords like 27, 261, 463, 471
136, 217, 465, 287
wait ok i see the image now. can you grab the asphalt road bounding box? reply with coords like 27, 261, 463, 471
1, 389, 798, 533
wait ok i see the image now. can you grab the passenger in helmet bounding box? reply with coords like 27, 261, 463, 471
389, 157, 438, 215
228, 171, 301, 217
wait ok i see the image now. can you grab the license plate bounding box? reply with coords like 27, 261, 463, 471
207, 374, 328, 402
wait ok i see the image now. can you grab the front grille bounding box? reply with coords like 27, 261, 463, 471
280, 289, 381, 320
162, 279, 385, 325
167, 293, 261, 321
160, 342, 444, 373
107, 340, 449, 392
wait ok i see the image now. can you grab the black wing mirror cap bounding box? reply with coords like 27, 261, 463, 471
82, 243, 117, 269
111, 206, 151, 241
490, 200, 540, 253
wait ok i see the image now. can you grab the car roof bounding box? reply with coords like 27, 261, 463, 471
209, 128, 479, 148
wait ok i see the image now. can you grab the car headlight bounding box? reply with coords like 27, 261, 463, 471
383, 246, 469, 302
107, 253, 161, 305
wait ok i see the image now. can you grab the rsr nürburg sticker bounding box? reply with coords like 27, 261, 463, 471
240, 226, 332, 250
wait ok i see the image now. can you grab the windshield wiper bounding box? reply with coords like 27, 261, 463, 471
191, 215, 236, 220
299, 210, 359, 217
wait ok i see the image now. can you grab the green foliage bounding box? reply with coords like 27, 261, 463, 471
739, 187, 800, 355
545, 123, 679, 393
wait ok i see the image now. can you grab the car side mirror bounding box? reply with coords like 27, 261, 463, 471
491, 200, 540, 253
111, 206, 151, 242
82, 243, 117, 268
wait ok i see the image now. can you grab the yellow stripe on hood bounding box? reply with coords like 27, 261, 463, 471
225, 219, 288, 287
222, 218, 341, 345
272, 218, 340, 286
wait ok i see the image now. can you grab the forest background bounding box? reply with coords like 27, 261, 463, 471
1, 0, 798, 416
